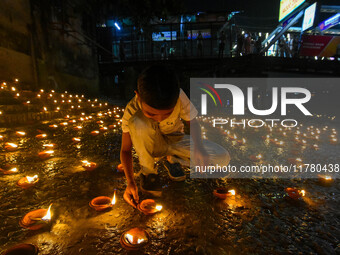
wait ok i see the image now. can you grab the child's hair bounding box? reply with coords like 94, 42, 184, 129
137, 65, 180, 109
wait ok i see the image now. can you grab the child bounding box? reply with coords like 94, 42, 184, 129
120, 65, 229, 207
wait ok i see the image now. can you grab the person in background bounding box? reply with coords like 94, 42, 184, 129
218, 30, 226, 58
197, 31, 203, 57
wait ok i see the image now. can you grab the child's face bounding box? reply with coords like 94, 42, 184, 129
140, 101, 174, 122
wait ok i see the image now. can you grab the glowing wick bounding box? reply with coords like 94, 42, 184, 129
111, 190, 116, 205
228, 189, 236, 196
155, 205, 163, 211
41, 204, 52, 221
26, 175, 38, 183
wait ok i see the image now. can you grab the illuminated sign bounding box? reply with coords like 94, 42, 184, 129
318, 13, 340, 31
302, 3, 317, 31
279, 0, 305, 22
152, 32, 177, 41
188, 29, 212, 39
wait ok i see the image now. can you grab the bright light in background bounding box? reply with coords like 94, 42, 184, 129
114, 22, 121, 30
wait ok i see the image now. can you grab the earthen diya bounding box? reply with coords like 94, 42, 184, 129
137, 199, 162, 215
120, 228, 150, 250
17, 175, 39, 189
19, 205, 52, 230
213, 188, 236, 200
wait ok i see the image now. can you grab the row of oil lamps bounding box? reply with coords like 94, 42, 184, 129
0, 95, 156, 251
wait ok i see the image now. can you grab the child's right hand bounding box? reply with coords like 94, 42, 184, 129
124, 183, 139, 208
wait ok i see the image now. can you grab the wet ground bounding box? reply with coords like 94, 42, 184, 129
0, 105, 339, 254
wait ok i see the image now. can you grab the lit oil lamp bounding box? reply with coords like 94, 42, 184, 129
38, 150, 54, 159
120, 228, 150, 251
249, 154, 262, 162
17, 175, 39, 189
213, 188, 236, 200
237, 138, 246, 145
311, 144, 319, 150
73, 126, 82, 130
49, 124, 58, 129
20, 204, 52, 230
0, 135, 3, 141
229, 134, 237, 140
137, 199, 163, 215
43, 143, 56, 149
96, 120, 104, 124
109, 124, 117, 129
15, 131, 26, 137
36, 134, 47, 139
60, 122, 68, 126
90, 191, 116, 211
82, 160, 97, 171
100, 126, 108, 132
5, 142, 18, 152
288, 157, 303, 165
318, 175, 334, 186
72, 137, 81, 144
330, 137, 338, 145
91, 130, 100, 136
2, 243, 39, 255
285, 187, 305, 200
0, 166, 18, 175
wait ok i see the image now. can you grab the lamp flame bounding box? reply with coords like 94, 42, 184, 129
228, 189, 236, 196
41, 204, 52, 221
26, 175, 38, 183
111, 190, 116, 205
155, 205, 163, 211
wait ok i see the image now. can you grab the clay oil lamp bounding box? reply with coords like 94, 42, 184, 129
43, 143, 56, 149
17, 175, 39, 189
20, 204, 52, 230
72, 137, 81, 144
285, 188, 305, 200
120, 228, 150, 251
330, 137, 338, 145
137, 199, 163, 215
5, 143, 18, 152
82, 160, 97, 171
49, 124, 58, 129
318, 176, 334, 186
91, 130, 100, 136
311, 144, 319, 150
2, 243, 39, 255
237, 138, 246, 145
228, 134, 237, 140
0, 166, 18, 175
15, 131, 26, 138
90, 191, 116, 211
109, 124, 117, 129
249, 154, 262, 162
288, 157, 303, 165
0, 134, 3, 141
36, 133, 47, 140
60, 122, 68, 126
96, 120, 104, 124
213, 188, 236, 200
73, 126, 82, 131
114, 114, 120, 119
100, 126, 108, 132
38, 150, 54, 159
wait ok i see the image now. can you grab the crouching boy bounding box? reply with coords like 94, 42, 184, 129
120, 65, 230, 207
